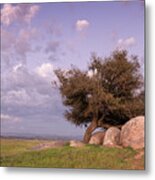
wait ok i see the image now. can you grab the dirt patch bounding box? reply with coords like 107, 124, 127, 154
131, 149, 145, 170
134, 149, 144, 160
31, 140, 67, 150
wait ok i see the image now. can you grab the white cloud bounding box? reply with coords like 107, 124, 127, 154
1, 4, 40, 26
1, 62, 59, 106
2, 88, 51, 107
1, 114, 21, 123
7, 63, 57, 93
35, 63, 55, 78
4, 89, 31, 106
117, 37, 136, 49
2, 65, 51, 110
76, 19, 90, 31
1, 61, 63, 130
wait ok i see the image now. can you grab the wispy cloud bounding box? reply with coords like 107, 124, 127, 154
15, 28, 37, 57
45, 41, 60, 53
76, 19, 90, 31
1, 28, 15, 51
1, 114, 21, 123
45, 22, 63, 37
1, 27, 39, 65
117, 37, 136, 49
1, 4, 40, 26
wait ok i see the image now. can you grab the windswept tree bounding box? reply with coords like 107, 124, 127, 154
54, 50, 144, 143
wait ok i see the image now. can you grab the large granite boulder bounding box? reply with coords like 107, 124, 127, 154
120, 116, 144, 149
103, 127, 121, 146
89, 131, 105, 145
70, 140, 85, 147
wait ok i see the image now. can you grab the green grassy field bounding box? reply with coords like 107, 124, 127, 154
0, 138, 144, 170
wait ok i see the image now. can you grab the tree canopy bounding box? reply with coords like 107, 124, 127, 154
54, 50, 144, 143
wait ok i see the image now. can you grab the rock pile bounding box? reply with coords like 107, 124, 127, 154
88, 116, 145, 150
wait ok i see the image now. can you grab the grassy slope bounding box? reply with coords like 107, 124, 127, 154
0, 138, 144, 170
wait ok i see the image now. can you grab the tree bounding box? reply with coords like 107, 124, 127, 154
54, 50, 144, 143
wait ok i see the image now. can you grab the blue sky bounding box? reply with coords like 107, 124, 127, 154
1, 1, 144, 138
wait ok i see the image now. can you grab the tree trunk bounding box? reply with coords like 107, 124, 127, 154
83, 118, 98, 143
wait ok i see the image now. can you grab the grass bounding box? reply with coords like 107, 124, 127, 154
0, 138, 144, 170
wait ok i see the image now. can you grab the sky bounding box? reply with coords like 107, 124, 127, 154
0, 0, 144, 138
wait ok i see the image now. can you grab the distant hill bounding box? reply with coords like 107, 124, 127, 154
0, 132, 82, 141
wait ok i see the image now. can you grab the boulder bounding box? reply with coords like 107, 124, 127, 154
120, 116, 144, 149
70, 140, 85, 147
103, 127, 121, 146
89, 131, 105, 145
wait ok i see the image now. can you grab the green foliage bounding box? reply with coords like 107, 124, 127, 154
54, 50, 144, 127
